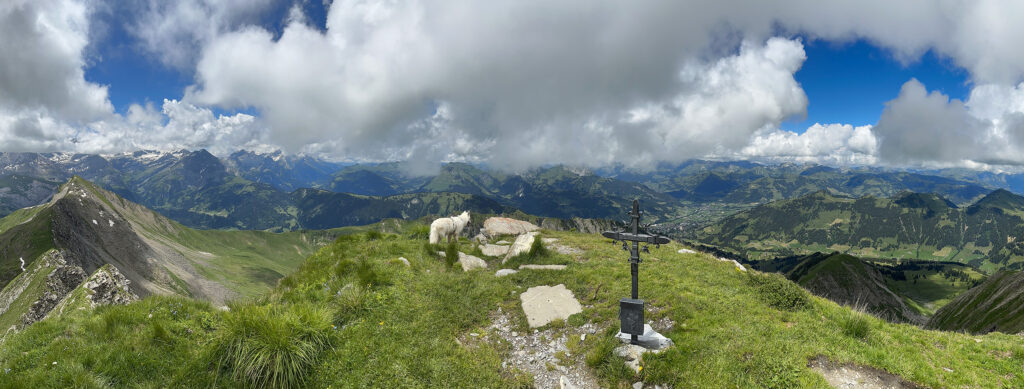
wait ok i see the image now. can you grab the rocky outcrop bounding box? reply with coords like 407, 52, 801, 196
48, 265, 138, 319
481, 217, 540, 238
20, 251, 87, 327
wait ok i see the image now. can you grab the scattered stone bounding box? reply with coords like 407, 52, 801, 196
473, 233, 488, 243
397, 257, 410, 266
614, 324, 675, 373
560, 375, 579, 389
481, 244, 510, 257
615, 324, 674, 350
496, 240, 511, 245
520, 284, 583, 328
457, 252, 487, 271
633, 382, 644, 389
503, 232, 539, 263
481, 217, 540, 238
542, 238, 559, 244
677, 248, 696, 254
489, 309, 600, 389
519, 264, 567, 270
495, 269, 518, 277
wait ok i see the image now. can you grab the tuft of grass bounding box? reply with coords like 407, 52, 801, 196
444, 242, 459, 269
406, 225, 431, 240
747, 271, 809, 311
354, 257, 391, 288
841, 310, 873, 340
211, 302, 334, 389
365, 230, 383, 241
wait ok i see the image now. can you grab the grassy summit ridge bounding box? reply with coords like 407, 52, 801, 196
1, 225, 1023, 387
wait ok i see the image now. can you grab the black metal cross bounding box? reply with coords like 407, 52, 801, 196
602, 199, 670, 344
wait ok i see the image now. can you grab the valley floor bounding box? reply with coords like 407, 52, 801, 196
1, 226, 1023, 388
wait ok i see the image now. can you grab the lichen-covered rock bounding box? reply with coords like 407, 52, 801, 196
481, 217, 539, 238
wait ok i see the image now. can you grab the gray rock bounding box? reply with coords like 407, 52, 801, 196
495, 269, 518, 277
480, 244, 510, 257
503, 232, 538, 263
519, 264, 567, 270
457, 252, 487, 271
615, 324, 675, 350
542, 238, 559, 244
519, 284, 583, 328
397, 257, 410, 266
633, 382, 644, 389
481, 217, 539, 238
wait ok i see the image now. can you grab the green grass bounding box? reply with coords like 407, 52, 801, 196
2, 225, 1024, 387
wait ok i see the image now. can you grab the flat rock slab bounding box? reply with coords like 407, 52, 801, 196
542, 238, 559, 244
458, 252, 487, 271
519, 264, 567, 270
495, 269, 518, 277
482, 217, 540, 238
481, 244, 510, 257
677, 248, 696, 254
503, 232, 538, 263
520, 284, 582, 328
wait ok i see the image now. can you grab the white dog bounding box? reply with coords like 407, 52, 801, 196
429, 211, 470, 244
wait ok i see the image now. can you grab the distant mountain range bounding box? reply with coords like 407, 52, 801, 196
696, 188, 1024, 272
0, 150, 1017, 232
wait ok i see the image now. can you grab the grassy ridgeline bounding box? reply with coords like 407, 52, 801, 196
2, 226, 1024, 387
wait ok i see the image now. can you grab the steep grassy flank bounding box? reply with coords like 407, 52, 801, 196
792, 254, 923, 324
0, 252, 56, 331
928, 271, 1024, 334
2, 227, 1024, 387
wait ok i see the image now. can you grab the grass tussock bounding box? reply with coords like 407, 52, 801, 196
747, 271, 810, 311
211, 302, 333, 389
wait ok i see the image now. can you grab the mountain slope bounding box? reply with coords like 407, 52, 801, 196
927, 270, 1024, 334
606, 160, 992, 205
1, 225, 1023, 387
788, 253, 923, 323
696, 189, 1024, 271
0, 177, 342, 329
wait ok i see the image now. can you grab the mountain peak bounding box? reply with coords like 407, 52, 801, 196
970, 188, 1024, 211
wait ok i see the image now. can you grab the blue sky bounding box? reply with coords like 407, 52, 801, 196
782, 39, 971, 132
